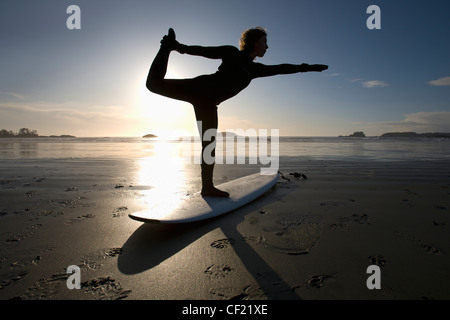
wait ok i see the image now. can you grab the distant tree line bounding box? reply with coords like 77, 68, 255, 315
0, 128, 39, 137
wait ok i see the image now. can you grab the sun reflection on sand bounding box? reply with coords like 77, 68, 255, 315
136, 142, 188, 214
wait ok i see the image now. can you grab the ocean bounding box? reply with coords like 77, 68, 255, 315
1, 136, 450, 162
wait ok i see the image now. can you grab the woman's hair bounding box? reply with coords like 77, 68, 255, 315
239, 27, 267, 52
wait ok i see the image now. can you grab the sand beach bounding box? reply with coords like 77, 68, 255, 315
0, 138, 449, 303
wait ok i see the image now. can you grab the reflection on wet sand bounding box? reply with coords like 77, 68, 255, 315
136, 142, 188, 215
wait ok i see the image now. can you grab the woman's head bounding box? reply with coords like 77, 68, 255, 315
239, 27, 268, 58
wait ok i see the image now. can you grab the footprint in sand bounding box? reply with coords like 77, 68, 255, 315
320, 201, 346, 207
17, 247, 128, 299
20, 273, 69, 299
204, 264, 234, 279
421, 244, 441, 255
21, 273, 131, 300
329, 213, 369, 230
368, 255, 387, 267
304, 274, 334, 288
209, 285, 266, 300
113, 206, 128, 218
81, 277, 131, 300
65, 214, 95, 225
404, 188, 418, 195
244, 214, 324, 255
394, 231, 441, 255
80, 247, 123, 270
0, 270, 28, 290
210, 238, 235, 249
4, 223, 43, 244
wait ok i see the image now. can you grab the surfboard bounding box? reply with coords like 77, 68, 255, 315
129, 172, 279, 223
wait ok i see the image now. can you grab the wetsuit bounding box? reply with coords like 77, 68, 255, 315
147, 43, 311, 195
150, 44, 308, 106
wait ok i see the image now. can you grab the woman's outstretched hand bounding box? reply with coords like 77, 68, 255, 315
297, 64, 328, 73
308, 64, 328, 72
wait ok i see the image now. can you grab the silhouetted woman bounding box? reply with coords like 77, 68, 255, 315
146, 27, 328, 197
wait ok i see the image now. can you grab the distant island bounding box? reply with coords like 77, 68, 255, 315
0, 128, 75, 138
379, 132, 450, 139
142, 134, 158, 138
338, 131, 450, 139
338, 131, 366, 138
41, 135, 76, 138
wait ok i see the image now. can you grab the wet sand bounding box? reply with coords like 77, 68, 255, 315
1, 158, 449, 300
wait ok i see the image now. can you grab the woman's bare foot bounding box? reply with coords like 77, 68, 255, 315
160, 28, 179, 51
201, 186, 230, 198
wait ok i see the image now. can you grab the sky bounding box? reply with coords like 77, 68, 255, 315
1, 0, 449, 137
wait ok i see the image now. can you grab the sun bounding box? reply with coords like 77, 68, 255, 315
134, 72, 196, 139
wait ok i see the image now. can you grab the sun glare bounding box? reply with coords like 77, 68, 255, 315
135, 71, 196, 139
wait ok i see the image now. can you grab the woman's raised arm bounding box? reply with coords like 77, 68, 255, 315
253, 63, 328, 78
177, 44, 237, 60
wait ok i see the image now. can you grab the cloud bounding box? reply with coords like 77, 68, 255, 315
325, 73, 342, 77
354, 111, 450, 134
349, 79, 389, 88
428, 76, 450, 86
0, 91, 26, 100
362, 80, 389, 88
0, 101, 135, 137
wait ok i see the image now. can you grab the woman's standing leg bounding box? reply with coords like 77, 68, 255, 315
194, 105, 230, 198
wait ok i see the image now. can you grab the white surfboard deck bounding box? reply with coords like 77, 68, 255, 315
129, 172, 279, 223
